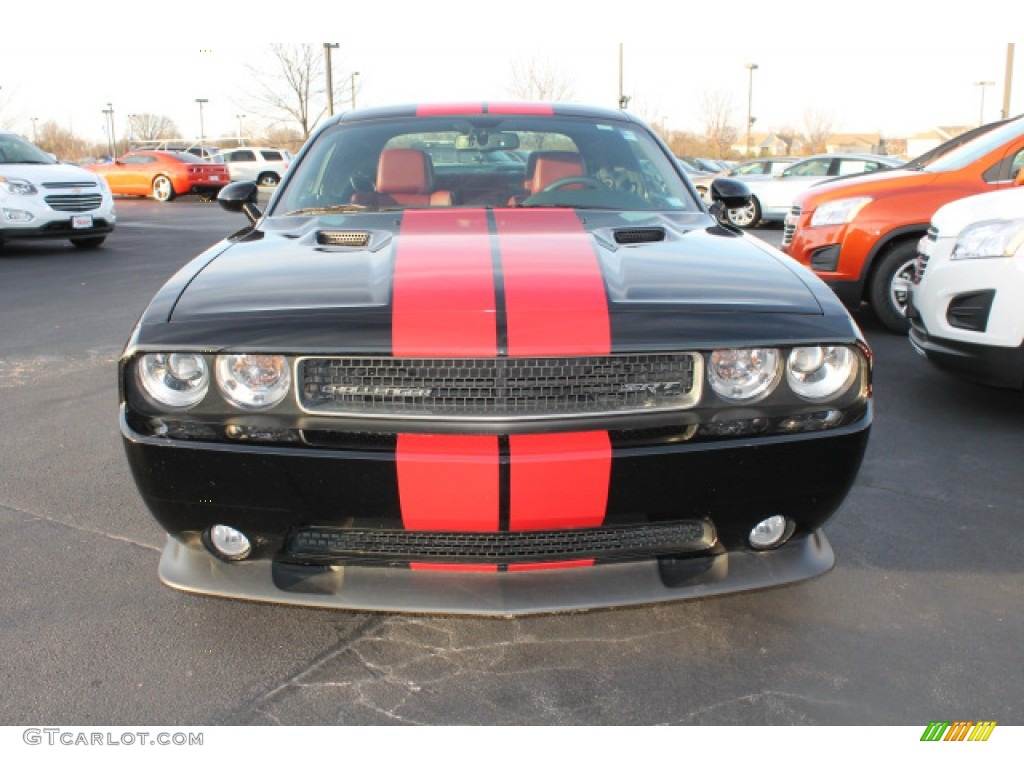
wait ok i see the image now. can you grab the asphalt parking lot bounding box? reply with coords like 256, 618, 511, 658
1, 199, 1021, 726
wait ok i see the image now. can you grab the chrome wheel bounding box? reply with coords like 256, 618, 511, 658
725, 196, 760, 229
152, 176, 175, 202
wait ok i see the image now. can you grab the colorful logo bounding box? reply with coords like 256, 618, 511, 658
921, 721, 997, 742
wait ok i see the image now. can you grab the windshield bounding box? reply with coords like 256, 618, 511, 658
273, 114, 698, 214
922, 118, 1024, 173
0, 133, 57, 165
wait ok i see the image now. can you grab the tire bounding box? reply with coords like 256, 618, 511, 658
725, 196, 761, 229
71, 237, 106, 249
257, 172, 279, 187
869, 242, 917, 334
152, 175, 175, 202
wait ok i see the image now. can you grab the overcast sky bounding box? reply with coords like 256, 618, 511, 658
2, 2, 1020, 147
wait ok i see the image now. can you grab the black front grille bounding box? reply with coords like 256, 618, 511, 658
297, 354, 701, 420
286, 521, 715, 565
45, 194, 103, 212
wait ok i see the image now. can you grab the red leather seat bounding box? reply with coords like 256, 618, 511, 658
353, 149, 452, 207
525, 151, 585, 195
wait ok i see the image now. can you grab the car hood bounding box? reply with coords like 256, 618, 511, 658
795, 169, 935, 210
0, 161, 104, 185
930, 186, 1024, 236
158, 209, 837, 352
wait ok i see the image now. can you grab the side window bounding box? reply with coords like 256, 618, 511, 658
837, 159, 870, 175
262, 151, 283, 162
784, 159, 830, 177
982, 145, 1024, 183
230, 150, 257, 162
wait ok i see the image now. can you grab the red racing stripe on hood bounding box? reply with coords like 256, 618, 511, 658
494, 208, 611, 356
392, 209, 496, 357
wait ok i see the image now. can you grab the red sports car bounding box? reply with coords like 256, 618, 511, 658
87, 150, 229, 202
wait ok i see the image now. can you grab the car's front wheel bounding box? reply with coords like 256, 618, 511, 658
869, 242, 917, 334
71, 237, 106, 249
152, 175, 175, 203
257, 172, 280, 187
726, 196, 761, 229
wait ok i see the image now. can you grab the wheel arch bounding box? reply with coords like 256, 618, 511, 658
860, 224, 929, 300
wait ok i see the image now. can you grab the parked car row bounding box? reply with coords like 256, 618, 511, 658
783, 116, 1024, 332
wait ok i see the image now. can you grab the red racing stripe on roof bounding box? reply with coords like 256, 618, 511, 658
486, 103, 554, 115
415, 103, 484, 115
392, 209, 496, 357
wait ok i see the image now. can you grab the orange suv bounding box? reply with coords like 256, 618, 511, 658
783, 117, 1024, 332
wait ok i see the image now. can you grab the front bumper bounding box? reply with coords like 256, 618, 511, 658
159, 531, 835, 616
122, 402, 870, 612
909, 321, 1024, 389
1, 216, 114, 241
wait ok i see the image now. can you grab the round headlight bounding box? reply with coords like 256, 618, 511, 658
708, 348, 780, 402
138, 352, 210, 409
215, 354, 291, 409
786, 346, 858, 401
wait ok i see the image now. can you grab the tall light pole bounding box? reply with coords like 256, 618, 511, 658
195, 98, 208, 155
324, 43, 339, 116
30, 117, 38, 144
102, 104, 114, 159
745, 63, 759, 157
618, 43, 630, 110
974, 80, 995, 126
236, 114, 246, 146
351, 71, 360, 110
128, 114, 137, 148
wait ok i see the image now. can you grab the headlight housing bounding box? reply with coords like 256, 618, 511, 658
216, 354, 291, 410
708, 348, 781, 402
809, 197, 873, 227
0, 176, 39, 195
786, 346, 858, 402
138, 353, 210, 409
951, 218, 1024, 260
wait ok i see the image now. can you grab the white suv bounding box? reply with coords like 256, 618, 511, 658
1, 130, 116, 249
908, 180, 1024, 389
215, 147, 292, 187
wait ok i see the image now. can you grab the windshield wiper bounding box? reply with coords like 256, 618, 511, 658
284, 203, 375, 216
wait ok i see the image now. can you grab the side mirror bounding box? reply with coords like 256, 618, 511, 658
709, 177, 751, 207
218, 181, 262, 224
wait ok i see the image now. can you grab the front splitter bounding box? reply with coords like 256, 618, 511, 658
158, 532, 834, 617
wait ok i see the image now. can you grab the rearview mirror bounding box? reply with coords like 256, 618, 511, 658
455, 131, 520, 150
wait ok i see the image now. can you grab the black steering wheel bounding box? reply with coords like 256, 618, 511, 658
541, 176, 604, 193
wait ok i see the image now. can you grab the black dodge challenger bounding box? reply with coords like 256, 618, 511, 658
120, 103, 872, 615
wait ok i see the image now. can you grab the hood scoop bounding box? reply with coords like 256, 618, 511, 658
317, 230, 372, 248
613, 227, 666, 245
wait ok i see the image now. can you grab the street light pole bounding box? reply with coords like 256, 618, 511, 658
351, 71, 360, 110
236, 114, 246, 146
745, 63, 759, 157
617, 43, 630, 110
102, 105, 114, 159
30, 117, 38, 144
195, 98, 208, 156
974, 80, 995, 126
324, 43, 339, 116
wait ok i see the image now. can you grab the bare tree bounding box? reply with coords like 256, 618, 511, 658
35, 120, 92, 162
802, 107, 836, 154
698, 90, 739, 158
244, 44, 355, 140
509, 57, 575, 102
127, 114, 179, 144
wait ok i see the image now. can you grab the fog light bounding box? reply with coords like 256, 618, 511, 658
3, 208, 34, 222
749, 515, 791, 550
208, 524, 251, 560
